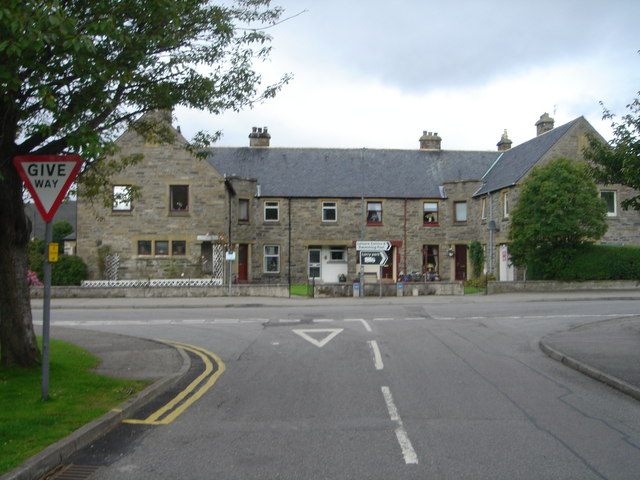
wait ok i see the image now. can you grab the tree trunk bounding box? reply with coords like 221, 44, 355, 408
0, 157, 41, 368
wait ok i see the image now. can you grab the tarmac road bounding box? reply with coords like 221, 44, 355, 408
4, 291, 640, 480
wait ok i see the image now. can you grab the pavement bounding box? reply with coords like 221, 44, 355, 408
3, 291, 640, 480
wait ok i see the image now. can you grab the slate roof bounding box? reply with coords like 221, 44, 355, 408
474, 117, 582, 196
206, 147, 498, 199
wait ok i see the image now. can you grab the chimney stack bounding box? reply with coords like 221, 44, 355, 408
419, 131, 442, 150
535, 113, 554, 136
249, 126, 271, 147
497, 129, 512, 151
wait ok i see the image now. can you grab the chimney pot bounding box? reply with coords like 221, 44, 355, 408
535, 113, 554, 136
419, 130, 442, 150
249, 126, 271, 147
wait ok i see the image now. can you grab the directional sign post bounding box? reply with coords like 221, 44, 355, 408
359, 251, 388, 266
13, 155, 83, 400
356, 241, 391, 297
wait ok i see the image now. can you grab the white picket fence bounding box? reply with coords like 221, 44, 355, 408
82, 278, 223, 288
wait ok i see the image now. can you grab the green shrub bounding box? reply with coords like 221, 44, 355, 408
528, 245, 640, 281
52, 255, 88, 286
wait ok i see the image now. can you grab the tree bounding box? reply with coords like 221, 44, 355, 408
0, 0, 290, 367
52, 220, 74, 245
508, 158, 608, 279
584, 92, 640, 211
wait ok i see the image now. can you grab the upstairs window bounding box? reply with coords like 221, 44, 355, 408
601, 191, 617, 217
454, 201, 467, 223
112, 185, 132, 212
264, 200, 279, 221
423, 202, 439, 225
502, 192, 510, 218
170, 185, 189, 212
322, 201, 337, 222
367, 201, 382, 225
239, 198, 250, 222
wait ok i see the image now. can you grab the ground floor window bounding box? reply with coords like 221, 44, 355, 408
422, 245, 439, 280
264, 245, 280, 273
136, 239, 187, 256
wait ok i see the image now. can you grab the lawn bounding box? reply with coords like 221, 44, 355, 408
0, 338, 149, 475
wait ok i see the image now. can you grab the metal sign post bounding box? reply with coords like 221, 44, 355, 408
226, 251, 236, 296
13, 155, 83, 400
42, 221, 52, 399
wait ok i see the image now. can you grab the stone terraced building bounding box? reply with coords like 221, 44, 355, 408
76, 112, 640, 284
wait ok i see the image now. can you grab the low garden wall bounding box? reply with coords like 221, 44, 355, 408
30, 281, 464, 298
30, 283, 290, 298
487, 280, 639, 294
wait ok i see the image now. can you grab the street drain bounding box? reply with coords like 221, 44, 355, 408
41, 464, 102, 480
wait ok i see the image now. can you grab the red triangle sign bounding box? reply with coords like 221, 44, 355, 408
13, 155, 83, 222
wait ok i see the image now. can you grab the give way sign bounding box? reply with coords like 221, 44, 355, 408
13, 155, 83, 222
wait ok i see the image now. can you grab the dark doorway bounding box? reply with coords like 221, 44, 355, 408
237, 244, 249, 283
455, 245, 468, 281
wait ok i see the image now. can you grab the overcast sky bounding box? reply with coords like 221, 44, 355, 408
175, 0, 640, 151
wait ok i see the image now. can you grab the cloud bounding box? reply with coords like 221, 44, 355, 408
175, 0, 640, 150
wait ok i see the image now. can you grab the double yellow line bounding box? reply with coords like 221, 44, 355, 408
123, 341, 226, 425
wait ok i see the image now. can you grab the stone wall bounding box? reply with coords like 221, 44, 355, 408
487, 280, 640, 294
76, 118, 228, 280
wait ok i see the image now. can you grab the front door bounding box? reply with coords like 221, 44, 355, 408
455, 245, 468, 281
237, 244, 249, 283
308, 248, 321, 280
382, 247, 394, 280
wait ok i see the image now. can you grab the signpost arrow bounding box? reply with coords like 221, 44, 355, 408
360, 251, 388, 266
13, 154, 83, 400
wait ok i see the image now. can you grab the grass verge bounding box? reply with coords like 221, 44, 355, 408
0, 338, 149, 475
290, 284, 313, 296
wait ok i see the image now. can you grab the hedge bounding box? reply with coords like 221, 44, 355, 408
528, 244, 640, 281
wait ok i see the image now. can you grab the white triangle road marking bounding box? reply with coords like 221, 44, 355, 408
292, 328, 344, 348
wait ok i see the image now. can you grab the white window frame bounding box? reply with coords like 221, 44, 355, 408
454, 201, 468, 223
367, 201, 383, 224
600, 190, 617, 217
112, 185, 132, 211
329, 246, 347, 262
322, 201, 337, 222
423, 201, 439, 224
264, 245, 280, 273
502, 192, 510, 218
264, 200, 279, 222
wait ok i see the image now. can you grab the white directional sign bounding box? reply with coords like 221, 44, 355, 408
356, 241, 392, 251
293, 328, 343, 348
13, 155, 83, 222
360, 251, 388, 266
